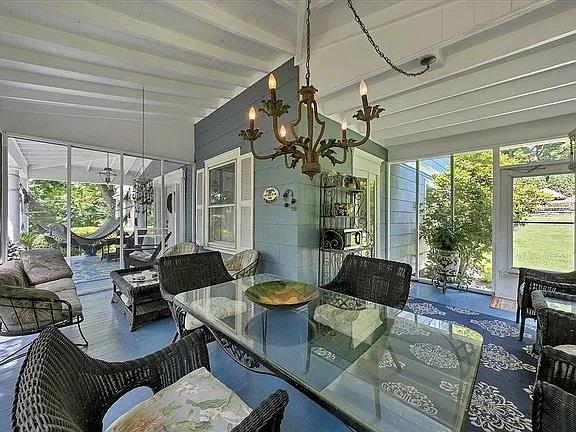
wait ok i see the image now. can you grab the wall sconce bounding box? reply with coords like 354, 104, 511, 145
283, 189, 296, 211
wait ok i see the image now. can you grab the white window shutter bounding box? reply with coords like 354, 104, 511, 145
238, 155, 253, 250
195, 168, 205, 246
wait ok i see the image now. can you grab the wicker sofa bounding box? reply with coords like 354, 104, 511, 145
0, 249, 85, 364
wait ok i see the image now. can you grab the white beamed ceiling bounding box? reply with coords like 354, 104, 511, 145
0, 0, 574, 161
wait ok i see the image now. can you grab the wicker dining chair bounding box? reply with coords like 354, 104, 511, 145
12, 327, 289, 432
163, 241, 199, 257
518, 277, 576, 341
533, 346, 576, 431
517, 267, 576, 322
158, 251, 233, 340
322, 255, 413, 309
225, 249, 260, 279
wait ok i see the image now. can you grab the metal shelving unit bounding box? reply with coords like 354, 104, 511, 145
318, 171, 374, 285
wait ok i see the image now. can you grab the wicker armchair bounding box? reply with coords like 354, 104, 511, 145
12, 327, 289, 432
158, 251, 233, 339
518, 277, 576, 341
164, 241, 199, 257
517, 267, 576, 322
225, 249, 260, 279
532, 290, 576, 352
322, 255, 413, 309
533, 346, 576, 431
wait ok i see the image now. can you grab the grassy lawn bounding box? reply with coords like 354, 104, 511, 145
513, 213, 574, 271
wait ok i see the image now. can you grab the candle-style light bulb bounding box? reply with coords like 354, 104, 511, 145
268, 74, 277, 90
341, 118, 347, 140
279, 124, 287, 138
359, 80, 369, 109
249, 107, 256, 130
268, 73, 277, 102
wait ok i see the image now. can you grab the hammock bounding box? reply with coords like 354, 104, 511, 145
24, 192, 122, 254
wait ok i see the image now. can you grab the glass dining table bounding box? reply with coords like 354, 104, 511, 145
174, 274, 483, 432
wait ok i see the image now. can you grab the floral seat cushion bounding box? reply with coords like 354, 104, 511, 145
106, 367, 251, 432
185, 297, 247, 331
129, 250, 153, 262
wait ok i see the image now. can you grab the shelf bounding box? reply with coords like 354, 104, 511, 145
321, 245, 373, 253
321, 185, 363, 193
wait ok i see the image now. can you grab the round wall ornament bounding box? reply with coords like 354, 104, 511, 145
263, 186, 279, 204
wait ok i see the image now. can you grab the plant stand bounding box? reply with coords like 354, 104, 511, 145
432, 271, 469, 294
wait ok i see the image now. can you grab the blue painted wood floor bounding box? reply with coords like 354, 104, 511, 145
0, 282, 514, 431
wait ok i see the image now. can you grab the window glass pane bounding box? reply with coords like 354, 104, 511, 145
209, 163, 235, 205
500, 138, 570, 166
209, 207, 235, 244
388, 161, 417, 272
453, 151, 493, 292
513, 173, 574, 271
418, 157, 451, 279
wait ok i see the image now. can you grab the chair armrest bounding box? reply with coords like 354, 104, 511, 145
536, 304, 576, 349
537, 346, 576, 394
232, 390, 289, 432
0, 287, 74, 333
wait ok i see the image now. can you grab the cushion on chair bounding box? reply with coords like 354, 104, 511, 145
184, 297, 247, 331
106, 367, 251, 432
129, 250, 153, 262
313, 304, 382, 344
555, 345, 576, 356
33, 278, 82, 316
0, 260, 28, 289
20, 249, 73, 285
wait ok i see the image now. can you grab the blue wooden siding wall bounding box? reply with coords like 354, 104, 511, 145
195, 59, 387, 283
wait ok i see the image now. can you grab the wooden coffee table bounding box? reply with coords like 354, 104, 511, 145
110, 266, 170, 331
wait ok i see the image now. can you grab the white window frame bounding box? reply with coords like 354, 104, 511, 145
202, 148, 253, 255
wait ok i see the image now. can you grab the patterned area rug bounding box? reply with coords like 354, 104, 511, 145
405, 298, 536, 432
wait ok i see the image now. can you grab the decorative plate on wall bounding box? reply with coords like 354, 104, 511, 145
262, 186, 279, 204
245, 280, 319, 309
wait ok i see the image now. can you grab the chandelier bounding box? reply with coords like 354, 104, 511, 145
240, 0, 436, 179
98, 153, 117, 184
132, 87, 153, 214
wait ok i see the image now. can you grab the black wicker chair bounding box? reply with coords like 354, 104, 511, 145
517, 267, 576, 322
158, 251, 233, 340
518, 276, 576, 341
533, 346, 576, 431
322, 255, 413, 309
533, 382, 576, 432
532, 290, 576, 352
12, 327, 289, 432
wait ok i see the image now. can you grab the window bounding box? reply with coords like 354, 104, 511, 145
196, 149, 253, 253
208, 163, 236, 247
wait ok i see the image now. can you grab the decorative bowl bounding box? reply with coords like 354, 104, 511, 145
245, 280, 319, 310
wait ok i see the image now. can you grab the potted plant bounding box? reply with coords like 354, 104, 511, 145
426, 225, 461, 278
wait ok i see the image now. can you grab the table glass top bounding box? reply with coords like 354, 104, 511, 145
174, 274, 483, 432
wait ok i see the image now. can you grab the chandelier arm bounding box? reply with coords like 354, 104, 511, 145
325, 147, 348, 166
249, 139, 284, 161
312, 100, 326, 151
271, 112, 298, 147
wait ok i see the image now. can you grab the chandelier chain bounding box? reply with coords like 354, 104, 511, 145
347, 0, 430, 77
305, 0, 311, 86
